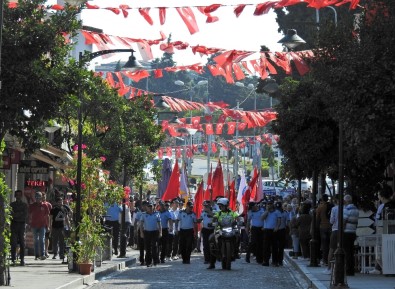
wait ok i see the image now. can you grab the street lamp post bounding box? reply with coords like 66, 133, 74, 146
74, 48, 138, 268
174, 78, 210, 179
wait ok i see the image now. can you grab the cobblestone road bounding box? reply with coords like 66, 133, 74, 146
90, 253, 308, 289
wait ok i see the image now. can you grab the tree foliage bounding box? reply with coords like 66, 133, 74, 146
0, 1, 81, 152
272, 1, 395, 198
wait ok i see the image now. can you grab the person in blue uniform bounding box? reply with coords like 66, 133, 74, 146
246, 202, 265, 264
274, 201, 289, 266
135, 200, 148, 265
104, 202, 122, 256
158, 201, 173, 263
261, 200, 281, 266
140, 202, 162, 267
198, 200, 214, 264
177, 201, 198, 264
169, 198, 180, 260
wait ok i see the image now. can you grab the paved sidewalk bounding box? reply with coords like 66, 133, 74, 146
7, 249, 138, 289
284, 250, 395, 289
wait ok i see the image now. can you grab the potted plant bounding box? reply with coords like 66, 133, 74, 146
63, 145, 124, 274
73, 215, 104, 275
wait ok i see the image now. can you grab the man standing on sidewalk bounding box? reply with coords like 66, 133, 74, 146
105, 202, 122, 256
50, 197, 70, 261
29, 192, 50, 260
316, 194, 332, 266
10, 190, 28, 266
343, 195, 359, 276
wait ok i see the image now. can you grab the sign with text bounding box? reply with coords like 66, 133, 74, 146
18, 160, 49, 174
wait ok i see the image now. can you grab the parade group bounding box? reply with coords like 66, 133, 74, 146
9, 183, 395, 275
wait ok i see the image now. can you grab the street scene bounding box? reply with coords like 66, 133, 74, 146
1, 0, 395, 289
89, 252, 308, 289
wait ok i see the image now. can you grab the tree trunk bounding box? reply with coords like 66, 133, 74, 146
0, 193, 7, 286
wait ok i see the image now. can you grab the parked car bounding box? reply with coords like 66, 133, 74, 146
262, 179, 288, 195
290, 179, 312, 191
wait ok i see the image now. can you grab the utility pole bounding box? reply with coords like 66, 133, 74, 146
233, 102, 240, 181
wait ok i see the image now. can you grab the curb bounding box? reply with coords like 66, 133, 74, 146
55, 256, 137, 289
284, 252, 327, 289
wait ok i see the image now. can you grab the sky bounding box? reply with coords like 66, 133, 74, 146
54, 0, 285, 65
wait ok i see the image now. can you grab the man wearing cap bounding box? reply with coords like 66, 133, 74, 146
246, 202, 265, 264
140, 202, 162, 267
29, 191, 51, 260
158, 201, 173, 263
169, 198, 180, 260
177, 201, 198, 264
198, 200, 214, 264
135, 200, 148, 265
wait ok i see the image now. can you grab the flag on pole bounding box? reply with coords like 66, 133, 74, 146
229, 180, 237, 211
161, 161, 180, 201
204, 164, 213, 200
211, 159, 225, 200
193, 181, 204, 219
179, 165, 189, 204
237, 171, 247, 214
242, 170, 259, 215
256, 170, 264, 201
249, 167, 259, 201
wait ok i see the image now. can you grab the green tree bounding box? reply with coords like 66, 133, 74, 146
0, 2, 81, 284
310, 1, 395, 197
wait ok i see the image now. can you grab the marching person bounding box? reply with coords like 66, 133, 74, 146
198, 200, 214, 264
140, 202, 161, 267
177, 201, 198, 264
245, 201, 265, 264
10, 190, 28, 266
207, 198, 239, 270
135, 200, 149, 266
158, 201, 173, 263
169, 198, 180, 260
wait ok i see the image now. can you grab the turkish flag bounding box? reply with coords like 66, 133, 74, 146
218, 113, 227, 123
211, 159, 225, 200
202, 143, 208, 153
227, 122, 236, 135
249, 168, 259, 201
205, 123, 214, 135
211, 142, 217, 153
193, 182, 204, 219
176, 7, 199, 35
191, 116, 201, 128
238, 122, 247, 131
175, 147, 182, 159
161, 161, 180, 201
166, 147, 172, 158
229, 180, 237, 211
220, 141, 229, 151
204, 165, 212, 200
216, 123, 224, 135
